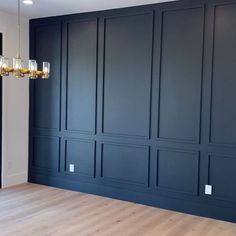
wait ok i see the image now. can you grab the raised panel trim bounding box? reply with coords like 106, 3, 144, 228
156, 148, 200, 196
101, 11, 154, 21
100, 141, 150, 187
207, 153, 236, 203
160, 4, 206, 13
100, 12, 154, 140
33, 127, 58, 133
156, 6, 205, 144
208, 3, 236, 148
64, 18, 98, 135
32, 22, 62, 132
64, 138, 96, 178
31, 135, 61, 173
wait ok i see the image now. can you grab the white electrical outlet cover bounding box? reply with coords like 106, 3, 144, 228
205, 185, 212, 195
69, 164, 75, 173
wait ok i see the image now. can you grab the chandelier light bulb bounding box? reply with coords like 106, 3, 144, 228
0, 56, 3, 68
42, 62, 50, 79
28, 59, 38, 79
13, 58, 23, 77
0, 56, 4, 68
0, 56, 8, 68
2, 58, 9, 69
29, 60, 37, 71
13, 58, 22, 70
0, 56, 10, 76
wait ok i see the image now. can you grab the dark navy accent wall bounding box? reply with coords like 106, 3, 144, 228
29, 0, 236, 222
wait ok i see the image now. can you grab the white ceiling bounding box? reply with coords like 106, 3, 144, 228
0, 0, 176, 19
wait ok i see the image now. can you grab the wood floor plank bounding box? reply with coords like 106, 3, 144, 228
0, 183, 236, 236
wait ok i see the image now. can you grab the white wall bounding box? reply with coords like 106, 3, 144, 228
0, 10, 29, 187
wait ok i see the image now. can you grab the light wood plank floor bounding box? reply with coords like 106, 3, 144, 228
0, 183, 236, 236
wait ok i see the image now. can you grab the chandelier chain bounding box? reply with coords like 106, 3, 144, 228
17, 0, 21, 59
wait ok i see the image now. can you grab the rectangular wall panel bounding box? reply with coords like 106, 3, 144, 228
101, 143, 149, 186
33, 24, 61, 130
210, 4, 236, 146
66, 20, 97, 133
32, 136, 59, 171
209, 154, 236, 201
158, 8, 204, 142
157, 149, 199, 195
65, 139, 95, 177
102, 13, 153, 138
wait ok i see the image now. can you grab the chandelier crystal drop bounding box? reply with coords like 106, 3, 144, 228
0, 0, 50, 79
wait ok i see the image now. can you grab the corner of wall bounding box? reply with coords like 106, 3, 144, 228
0, 10, 30, 188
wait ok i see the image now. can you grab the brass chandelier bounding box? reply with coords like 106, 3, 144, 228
0, 0, 50, 79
